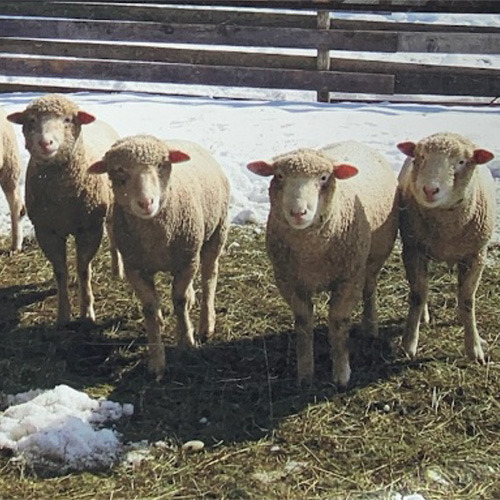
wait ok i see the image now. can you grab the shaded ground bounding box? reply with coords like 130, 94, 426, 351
0, 226, 499, 499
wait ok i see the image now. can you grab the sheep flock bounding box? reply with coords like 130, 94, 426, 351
0, 93, 497, 389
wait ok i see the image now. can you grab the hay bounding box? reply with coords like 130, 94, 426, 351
0, 225, 499, 499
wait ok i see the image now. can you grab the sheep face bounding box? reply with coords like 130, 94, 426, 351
89, 135, 190, 220
398, 133, 494, 209
7, 95, 95, 163
247, 149, 358, 229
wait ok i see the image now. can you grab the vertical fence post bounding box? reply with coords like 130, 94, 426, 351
316, 10, 331, 103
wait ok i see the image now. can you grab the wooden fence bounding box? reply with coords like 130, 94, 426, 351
0, 1, 499, 102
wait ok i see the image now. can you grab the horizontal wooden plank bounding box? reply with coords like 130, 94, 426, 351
0, 18, 399, 51
0, 56, 395, 94
0, 2, 315, 28
10, 0, 497, 14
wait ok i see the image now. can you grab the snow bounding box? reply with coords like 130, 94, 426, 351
0, 385, 133, 473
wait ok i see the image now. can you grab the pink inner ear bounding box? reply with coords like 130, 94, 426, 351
334, 163, 358, 180
247, 160, 275, 177
7, 111, 24, 124
77, 111, 96, 125
397, 141, 416, 157
88, 160, 107, 174
474, 148, 494, 165
169, 150, 190, 163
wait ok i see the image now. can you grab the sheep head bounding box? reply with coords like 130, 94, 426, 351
247, 148, 357, 229
398, 132, 494, 209
89, 135, 190, 219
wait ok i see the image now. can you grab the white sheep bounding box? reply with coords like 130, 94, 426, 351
0, 105, 25, 252
397, 132, 496, 363
89, 135, 230, 380
247, 141, 399, 387
8, 94, 123, 325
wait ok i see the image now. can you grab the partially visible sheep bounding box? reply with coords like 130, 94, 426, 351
397, 132, 496, 363
89, 135, 230, 380
247, 141, 398, 387
0, 105, 25, 252
8, 94, 123, 325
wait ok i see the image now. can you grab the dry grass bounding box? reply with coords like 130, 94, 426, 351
0, 225, 499, 499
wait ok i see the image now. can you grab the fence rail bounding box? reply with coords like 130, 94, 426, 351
0, 1, 499, 102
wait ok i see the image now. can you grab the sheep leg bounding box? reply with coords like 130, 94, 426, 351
172, 261, 198, 348
105, 214, 124, 279
75, 228, 102, 322
35, 227, 71, 325
0, 178, 24, 252
328, 282, 361, 388
361, 259, 382, 337
291, 288, 314, 388
458, 254, 486, 363
126, 268, 165, 380
198, 225, 226, 342
402, 248, 429, 359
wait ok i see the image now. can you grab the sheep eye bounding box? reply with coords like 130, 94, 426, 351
276, 172, 284, 181
64, 117, 73, 124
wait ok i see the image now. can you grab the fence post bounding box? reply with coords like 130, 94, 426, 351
316, 10, 330, 103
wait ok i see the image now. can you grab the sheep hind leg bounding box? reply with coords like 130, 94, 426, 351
458, 254, 486, 364
35, 228, 71, 325
402, 249, 429, 359
198, 224, 227, 342
172, 260, 198, 348
1, 180, 24, 252
127, 269, 165, 380
75, 227, 103, 323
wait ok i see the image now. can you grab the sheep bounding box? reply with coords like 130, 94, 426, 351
0, 104, 25, 252
247, 141, 399, 388
7, 94, 123, 325
89, 134, 230, 380
397, 132, 496, 363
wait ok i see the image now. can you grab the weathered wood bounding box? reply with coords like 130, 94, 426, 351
316, 11, 330, 102
0, 2, 316, 28
12, 0, 497, 14
0, 18, 399, 52
0, 56, 395, 94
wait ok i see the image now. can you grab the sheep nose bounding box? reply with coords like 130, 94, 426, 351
39, 138, 53, 148
138, 198, 154, 212
423, 185, 440, 197
290, 208, 307, 219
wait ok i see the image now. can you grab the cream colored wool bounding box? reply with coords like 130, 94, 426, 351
97, 135, 230, 380
9, 94, 122, 325
0, 105, 24, 252
398, 131, 496, 363
261, 141, 399, 387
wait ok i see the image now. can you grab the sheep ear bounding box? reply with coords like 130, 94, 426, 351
76, 111, 96, 125
473, 148, 494, 165
397, 141, 416, 157
7, 111, 24, 124
169, 150, 191, 163
247, 161, 275, 177
88, 160, 108, 174
334, 163, 358, 180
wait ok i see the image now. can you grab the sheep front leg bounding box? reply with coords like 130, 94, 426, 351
361, 259, 381, 337
291, 287, 314, 388
458, 254, 486, 363
127, 268, 165, 380
328, 282, 361, 388
75, 227, 103, 322
402, 248, 429, 358
172, 261, 197, 348
106, 214, 124, 279
35, 227, 70, 325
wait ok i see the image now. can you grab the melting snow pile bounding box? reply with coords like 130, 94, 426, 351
0, 385, 133, 473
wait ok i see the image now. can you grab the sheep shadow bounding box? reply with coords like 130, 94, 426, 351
108, 320, 416, 446
0, 281, 56, 332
